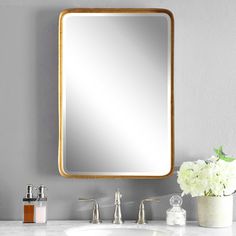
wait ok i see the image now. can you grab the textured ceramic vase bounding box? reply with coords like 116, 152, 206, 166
197, 195, 233, 227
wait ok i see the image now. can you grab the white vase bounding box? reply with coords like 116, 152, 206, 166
197, 195, 233, 227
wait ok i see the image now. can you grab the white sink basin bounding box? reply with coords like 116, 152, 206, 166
65, 224, 173, 236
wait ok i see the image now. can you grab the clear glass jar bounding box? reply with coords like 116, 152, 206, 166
166, 195, 186, 226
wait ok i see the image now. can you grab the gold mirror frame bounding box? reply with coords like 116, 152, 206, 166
58, 8, 175, 179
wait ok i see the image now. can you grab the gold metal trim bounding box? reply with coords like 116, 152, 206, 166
58, 8, 175, 179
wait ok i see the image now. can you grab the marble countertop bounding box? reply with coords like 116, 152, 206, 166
0, 221, 235, 236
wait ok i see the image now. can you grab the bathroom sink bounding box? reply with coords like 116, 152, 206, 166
65, 224, 173, 236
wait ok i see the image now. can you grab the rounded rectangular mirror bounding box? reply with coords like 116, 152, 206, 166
58, 8, 174, 178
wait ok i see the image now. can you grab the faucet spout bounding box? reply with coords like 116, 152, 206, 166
112, 189, 124, 224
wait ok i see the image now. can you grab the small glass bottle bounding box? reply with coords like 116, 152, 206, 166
166, 195, 186, 226
23, 185, 37, 223
35, 185, 48, 224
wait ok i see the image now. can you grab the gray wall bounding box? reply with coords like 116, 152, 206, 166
0, 0, 236, 221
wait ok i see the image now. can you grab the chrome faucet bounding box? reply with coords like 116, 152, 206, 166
78, 198, 102, 224
112, 189, 123, 224
136, 197, 160, 224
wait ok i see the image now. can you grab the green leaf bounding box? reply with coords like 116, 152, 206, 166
214, 146, 236, 162
219, 156, 236, 162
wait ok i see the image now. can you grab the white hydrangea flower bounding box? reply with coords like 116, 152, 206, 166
177, 157, 236, 197
208, 155, 219, 162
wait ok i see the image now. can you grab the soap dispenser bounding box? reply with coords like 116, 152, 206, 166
23, 184, 37, 223
35, 185, 48, 224
166, 195, 186, 226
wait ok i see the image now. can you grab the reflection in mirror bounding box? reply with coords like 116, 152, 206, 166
58, 9, 174, 178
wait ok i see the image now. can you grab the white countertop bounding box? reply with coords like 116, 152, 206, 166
0, 221, 235, 236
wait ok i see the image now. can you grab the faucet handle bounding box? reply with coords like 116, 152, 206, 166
78, 198, 102, 224
136, 197, 160, 224
141, 197, 160, 204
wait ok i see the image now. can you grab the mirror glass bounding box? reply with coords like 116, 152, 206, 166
59, 9, 174, 178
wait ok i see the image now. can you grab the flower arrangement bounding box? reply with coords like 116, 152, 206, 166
177, 147, 236, 197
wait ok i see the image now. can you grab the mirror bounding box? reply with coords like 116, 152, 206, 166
58, 9, 174, 178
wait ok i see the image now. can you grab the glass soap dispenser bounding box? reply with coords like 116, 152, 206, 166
35, 185, 48, 224
166, 195, 186, 226
23, 184, 37, 223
